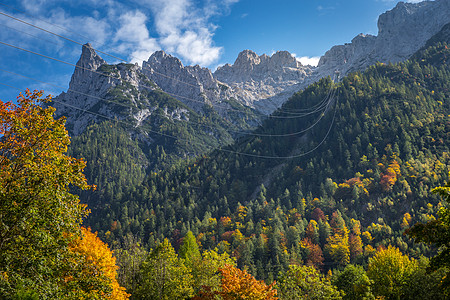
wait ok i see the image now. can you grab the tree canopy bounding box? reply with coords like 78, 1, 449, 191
0, 90, 127, 299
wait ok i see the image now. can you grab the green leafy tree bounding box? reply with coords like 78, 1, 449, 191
276, 265, 342, 299
179, 231, 201, 264
193, 249, 236, 295
402, 256, 447, 300
367, 246, 417, 300
406, 176, 450, 295
136, 239, 193, 299
332, 264, 374, 300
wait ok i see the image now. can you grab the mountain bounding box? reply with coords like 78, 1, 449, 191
142, 50, 233, 114
137, 0, 450, 116
213, 50, 314, 114
85, 25, 450, 284
141, 49, 315, 115
316, 0, 450, 79
52, 43, 257, 173
54, 1, 450, 135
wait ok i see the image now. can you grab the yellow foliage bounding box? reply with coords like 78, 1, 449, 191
364, 245, 376, 257
349, 219, 361, 235
236, 205, 248, 222
324, 225, 350, 266
232, 229, 245, 243
361, 231, 373, 243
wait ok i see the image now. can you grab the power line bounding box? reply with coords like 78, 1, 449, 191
0, 9, 203, 89
0, 22, 60, 46
0, 68, 335, 138
215, 96, 338, 159
0, 81, 339, 160
0, 10, 124, 62
0, 81, 211, 145
0, 1, 92, 41
0, 40, 332, 120
0, 8, 331, 117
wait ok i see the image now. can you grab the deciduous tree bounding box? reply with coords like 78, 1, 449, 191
276, 264, 342, 299
0, 90, 95, 297
136, 239, 193, 300
367, 246, 416, 300
67, 227, 130, 300
406, 177, 450, 295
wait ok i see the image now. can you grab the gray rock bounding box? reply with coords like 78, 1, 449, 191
214, 50, 314, 113
142, 50, 236, 116
53, 43, 158, 135
316, 0, 450, 79
55, 0, 450, 135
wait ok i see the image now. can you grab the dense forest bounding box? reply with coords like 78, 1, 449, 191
1, 25, 450, 300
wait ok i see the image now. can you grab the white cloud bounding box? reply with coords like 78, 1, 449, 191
296, 56, 321, 67
146, 0, 238, 66
114, 10, 160, 63
47, 8, 111, 46
11, 0, 238, 67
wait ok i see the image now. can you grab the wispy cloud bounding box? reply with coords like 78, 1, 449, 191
317, 4, 335, 15
146, 0, 238, 66
8, 0, 239, 67
113, 10, 159, 63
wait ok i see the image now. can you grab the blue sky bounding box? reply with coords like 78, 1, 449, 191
0, 0, 427, 101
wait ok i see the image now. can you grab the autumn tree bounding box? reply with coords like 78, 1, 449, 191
301, 238, 324, 268
325, 211, 350, 266
195, 263, 277, 300
192, 248, 236, 295
67, 227, 130, 299
0, 90, 94, 297
219, 264, 278, 300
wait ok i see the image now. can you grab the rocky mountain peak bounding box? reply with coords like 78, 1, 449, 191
214, 50, 314, 112
142, 50, 238, 114
69, 43, 107, 88
270, 51, 300, 68
146, 50, 184, 70
78, 43, 105, 71
234, 50, 261, 69
316, 0, 450, 79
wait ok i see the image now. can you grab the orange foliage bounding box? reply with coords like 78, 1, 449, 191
219, 265, 277, 299
349, 234, 363, 260
194, 264, 278, 300
380, 160, 401, 191
69, 227, 129, 300
220, 216, 233, 229
221, 231, 235, 243
305, 220, 319, 242
301, 238, 324, 268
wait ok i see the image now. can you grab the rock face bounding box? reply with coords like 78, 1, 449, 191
316, 0, 450, 78
142, 51, 236, 115
53, 43, 157, 135
142, 49, 314, 115
214, 50, 314, 113
56, 0, 450, 133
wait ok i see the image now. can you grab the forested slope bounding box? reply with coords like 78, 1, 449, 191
67, 27, 450, 298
